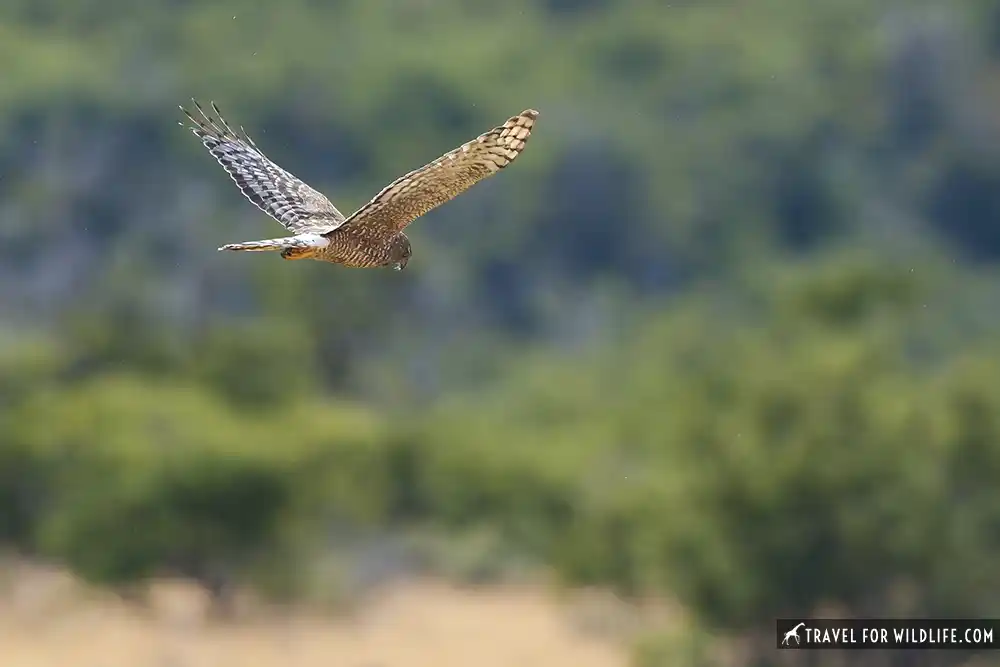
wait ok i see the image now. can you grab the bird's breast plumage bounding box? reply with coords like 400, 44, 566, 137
317, 228, 394, 268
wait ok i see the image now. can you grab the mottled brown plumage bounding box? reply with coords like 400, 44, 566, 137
181, 100, 538, 271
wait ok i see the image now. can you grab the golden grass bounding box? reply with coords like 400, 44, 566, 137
0, 563, 628, 667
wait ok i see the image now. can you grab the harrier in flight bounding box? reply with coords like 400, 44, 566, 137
181, 100, 538, 271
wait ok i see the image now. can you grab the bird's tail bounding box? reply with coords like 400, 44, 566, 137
217, 233, 330, 260
218, 237, 292, 252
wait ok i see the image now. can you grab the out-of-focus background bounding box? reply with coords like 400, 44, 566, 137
2, 1, 1000, 666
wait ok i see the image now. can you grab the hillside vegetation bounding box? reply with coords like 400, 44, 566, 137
2, 2, 1000, 665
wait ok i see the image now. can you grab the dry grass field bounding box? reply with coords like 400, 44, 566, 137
0, 563, 630, 667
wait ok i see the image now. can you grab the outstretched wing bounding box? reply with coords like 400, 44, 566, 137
338, 109, 538, 237
181, 99, 347, 234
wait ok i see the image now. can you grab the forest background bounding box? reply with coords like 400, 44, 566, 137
2, 2, 1000, 665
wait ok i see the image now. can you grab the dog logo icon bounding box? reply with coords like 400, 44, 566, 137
782, 622, 806, 646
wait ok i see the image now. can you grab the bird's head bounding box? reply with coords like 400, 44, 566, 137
388, 233, 412, 271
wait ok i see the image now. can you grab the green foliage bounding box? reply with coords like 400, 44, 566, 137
5, 0, 997, 391
190, 318, 320, 409
3, 2, 1000, 661
2, 376, 385, 599
0, 337, 68, 544
380, 257, 1000, 638
632, 622, 720, 667
3, 250, 1000, 656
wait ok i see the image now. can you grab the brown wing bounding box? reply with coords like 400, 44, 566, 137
337, 109, 538, 236
181, 99, 348, 235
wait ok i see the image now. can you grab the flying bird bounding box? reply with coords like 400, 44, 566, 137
180, 100, 538, 271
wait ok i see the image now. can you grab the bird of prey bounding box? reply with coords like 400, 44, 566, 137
181, 100, 538, 271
